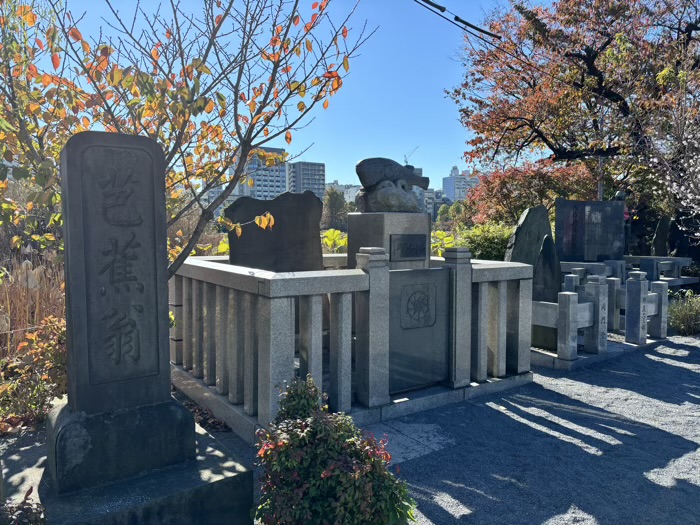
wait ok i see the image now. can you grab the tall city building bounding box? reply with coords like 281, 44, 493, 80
287, 161, 326, 199
442, 166, 478, 202
248, 147, 287, 200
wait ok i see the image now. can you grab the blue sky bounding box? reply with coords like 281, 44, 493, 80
72, 0, 503, 190
280, 0, 500, 190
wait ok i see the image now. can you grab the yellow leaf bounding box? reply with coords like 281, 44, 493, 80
176, 229, 183, 237
235, 224, 242, 238
247, 178, 255, 188
248, 100, 257, 113
44, 233, 55, 241
343, 56, 349, 73
323, 99, 329, 110
299, 83, 306, 98
81, 40, 91, 54
306, 39, 313, 53
204, 99, 215, 114
27, 202, 34, 211
297, 101, 306, 112
266, 212, 275, 229
285, 130, 292, 144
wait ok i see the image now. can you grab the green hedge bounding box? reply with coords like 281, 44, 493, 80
432, 223, 513, 261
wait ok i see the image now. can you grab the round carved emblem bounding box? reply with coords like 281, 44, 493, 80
406, 291, 430, 323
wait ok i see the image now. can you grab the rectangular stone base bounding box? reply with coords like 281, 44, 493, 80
46, 398, 195, 493
347, 212, 431, 270
40, 427, 253, 525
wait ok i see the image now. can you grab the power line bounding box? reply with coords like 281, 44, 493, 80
412, 0, 577, 89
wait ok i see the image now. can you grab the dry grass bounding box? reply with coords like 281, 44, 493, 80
0, 256, 65, 358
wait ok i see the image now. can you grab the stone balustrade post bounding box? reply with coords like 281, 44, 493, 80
648, 281, 669, 339
625, 271, 649, 345
257, 296, 295, 426
443, 247, 472, 388
355, 247, 391, 408
563, 274, 580, 293
579, 276, 608, 353
639, 259, 659, 281
557, 292, 578, 361
606, 277, 621, 332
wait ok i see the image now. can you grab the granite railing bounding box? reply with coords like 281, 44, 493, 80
169, 248, 389, 426
170, 248, 533, 429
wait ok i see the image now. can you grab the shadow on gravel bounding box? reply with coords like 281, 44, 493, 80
1, 431, 45, 501
534, 341, 700, 407
401, 367, 700, 525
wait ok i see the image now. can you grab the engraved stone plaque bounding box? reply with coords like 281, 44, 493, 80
390, 234, 427, 261
61, 132, 169, 414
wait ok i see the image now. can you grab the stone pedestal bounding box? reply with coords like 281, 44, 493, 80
46, 399, 196, 494
347, 212, 431, 270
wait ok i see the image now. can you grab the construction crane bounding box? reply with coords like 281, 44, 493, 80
403, 146, 419, 165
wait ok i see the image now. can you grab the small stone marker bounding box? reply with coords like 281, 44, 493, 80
532, 235, 562, 351
224, 191, 323, 272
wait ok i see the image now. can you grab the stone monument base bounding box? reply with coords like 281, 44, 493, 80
46, 398, 195, 494
532, 326, 558, 352
40, 426, 253, 525
347, 212, 431, 270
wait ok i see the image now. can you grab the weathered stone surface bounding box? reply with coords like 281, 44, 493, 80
652, 216, 672, 256
41, 427, 253, 525
60, 131, 170, 415
533, 235, 561, 303
347, 212, 431, 270
46, 399, 195, 494
505, 205, 552, 265
224, 191, 323, 272
355, 182, 422, 212
47, 132, 253, 522
388, 268, 450, 394
531, 235, 561, 351
356, 158, 429, 189
555, 199, 626, 262
354, 158, 428, 212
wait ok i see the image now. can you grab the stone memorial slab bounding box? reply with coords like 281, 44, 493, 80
388, 269, 450, 394
533, 235, 561, 303
532, 235, 561, 351
555, 199, 625, 262
61, 131, 170, 413
224, 191, 323, 272
505, 205, 552, 266
43, 132, 252, 523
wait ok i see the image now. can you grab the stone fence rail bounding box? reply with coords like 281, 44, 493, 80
169, 248, 534, 439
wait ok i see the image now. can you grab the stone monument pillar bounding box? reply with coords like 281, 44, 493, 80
42, 132, 251, 524
347, 158, 431, 270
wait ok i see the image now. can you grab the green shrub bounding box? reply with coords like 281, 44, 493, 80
668, 290, 700, 335
256, 376, 416, 525
458, 223, 513, 261
0, 317, 66, 430
321, 229, 348, 254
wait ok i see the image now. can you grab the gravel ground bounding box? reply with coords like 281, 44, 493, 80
3, 336, 699, 525
364, 336, 700, 525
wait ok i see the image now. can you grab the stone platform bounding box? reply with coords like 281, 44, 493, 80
2, 424, 253, 525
